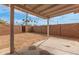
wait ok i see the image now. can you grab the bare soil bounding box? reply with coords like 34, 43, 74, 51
0, 33, 47, 51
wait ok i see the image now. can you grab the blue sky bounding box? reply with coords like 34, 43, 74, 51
0, 5, 79, 26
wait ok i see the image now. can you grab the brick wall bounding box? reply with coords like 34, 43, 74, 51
32, 23, 79, 38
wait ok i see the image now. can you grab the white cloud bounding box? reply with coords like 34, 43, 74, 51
29, 14, 38, 18
0, 5, 9, 9
14, 9, 25, 14
14, 19, 23, 25
15, 19, 23, 22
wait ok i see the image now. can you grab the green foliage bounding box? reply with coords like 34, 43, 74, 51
0, 19, 6, 24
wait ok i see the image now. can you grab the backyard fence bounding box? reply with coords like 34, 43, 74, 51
32, 23, 79, 38
1, 23, 79, 38
0, 24, 32, 35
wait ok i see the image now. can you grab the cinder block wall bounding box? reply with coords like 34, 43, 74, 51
32, 23, 79, 38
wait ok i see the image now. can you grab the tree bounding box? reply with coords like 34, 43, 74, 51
0, 19, 6, 24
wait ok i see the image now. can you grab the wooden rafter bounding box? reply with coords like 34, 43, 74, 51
39, 4, 54, 13
50, 7, 79, 17
40, 4, 68, 15
31, 4, 42, 10
41, 4, 72, 15
34, 4, 53, 13
14, 4, 48, 19
26, 4, 39, 8
45, 5, 79, 17
5, 4, 79, 19
50, 11, 72, 18
74, 9, 79, 13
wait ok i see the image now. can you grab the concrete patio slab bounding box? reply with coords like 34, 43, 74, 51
0, 48, 10, 55
33, 37, 79, 55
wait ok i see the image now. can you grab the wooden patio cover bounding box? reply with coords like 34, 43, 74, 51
14, 4, 79, 19
8, 4, 79, 54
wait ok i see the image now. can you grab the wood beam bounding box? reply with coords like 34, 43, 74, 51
10, 4, 14, 54
14, 4, 48, 19
33, 4, 52, 12
74, 8, 79, 13
39, 5, 57, 13
45, 4, 79, 17
25, 4, 40, 10
48, 6, 79, 18
50, 11, 72, 18
47, 19, 50, 37
49, 11, 73, 18
31, 4, 42, 10
40, 4, 68, 15
25, 4, 36, 10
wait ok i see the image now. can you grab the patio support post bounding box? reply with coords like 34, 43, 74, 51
10, 4, 14, 54
47, 18, 50, 37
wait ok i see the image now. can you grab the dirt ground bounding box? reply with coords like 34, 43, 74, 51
0, 33, 47, 51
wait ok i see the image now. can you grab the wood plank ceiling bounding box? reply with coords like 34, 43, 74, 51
14, 4, 79, 19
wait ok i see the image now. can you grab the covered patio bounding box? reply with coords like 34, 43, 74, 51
1, 4, 79, 55
1, 33, 79, 55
